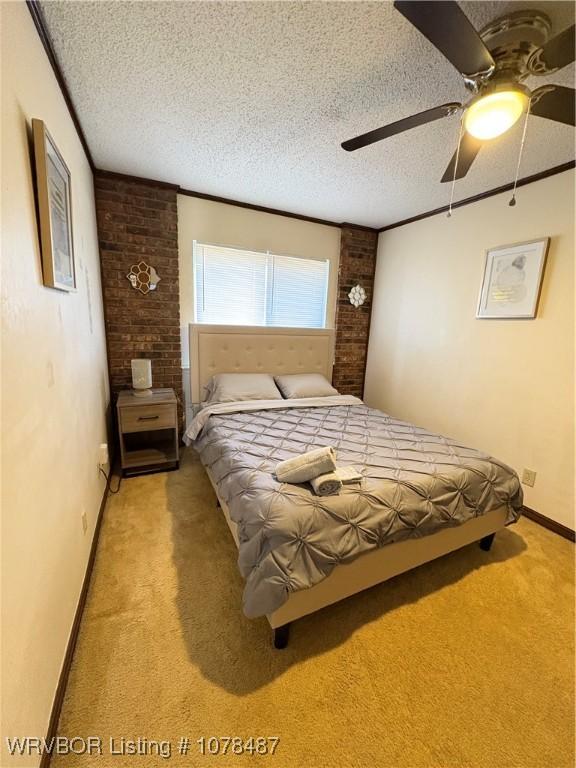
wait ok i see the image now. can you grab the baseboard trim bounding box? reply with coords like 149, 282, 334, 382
39, 474, 111, 768
522, 505, 575, 543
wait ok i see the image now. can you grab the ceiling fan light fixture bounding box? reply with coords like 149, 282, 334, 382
464, 89, 529, 140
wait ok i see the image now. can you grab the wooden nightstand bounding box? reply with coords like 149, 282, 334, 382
117, 388, 179, 476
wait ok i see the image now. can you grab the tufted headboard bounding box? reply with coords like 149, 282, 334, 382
189, 324, 335, 403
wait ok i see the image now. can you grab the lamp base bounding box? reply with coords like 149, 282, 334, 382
132, 388, 153, 398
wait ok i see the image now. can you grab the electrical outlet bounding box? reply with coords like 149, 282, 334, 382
522, 468, 537, 487
98, 443, 109, 468
81, 509, 88, 534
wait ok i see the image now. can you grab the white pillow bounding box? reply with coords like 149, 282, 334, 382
204, 373, 283, 404
274, 373, 339, 399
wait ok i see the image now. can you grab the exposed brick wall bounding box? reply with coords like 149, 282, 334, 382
95, 173, 374, 420
94, 173, 184, 427
333, 226, 378, 397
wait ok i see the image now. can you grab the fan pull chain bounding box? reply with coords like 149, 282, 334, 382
509, 102, 531, 207
447, 111, 465, 218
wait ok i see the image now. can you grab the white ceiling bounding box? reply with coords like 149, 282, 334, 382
41, 1, 575, 228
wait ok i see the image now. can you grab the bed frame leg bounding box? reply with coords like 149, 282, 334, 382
479, 533, 495, 551
273, 624, 290, 649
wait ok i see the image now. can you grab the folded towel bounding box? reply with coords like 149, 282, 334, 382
334, 466, 362, 484
310, 472, 342, 496
275, 446, 337, 484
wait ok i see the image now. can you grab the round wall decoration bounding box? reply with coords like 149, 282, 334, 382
126, 261, 161, 294
348, 284, 367, 308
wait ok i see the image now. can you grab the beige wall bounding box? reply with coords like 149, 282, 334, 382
178, 195, 341, 368
365, 170, 575, 530
1, 3, 109, 764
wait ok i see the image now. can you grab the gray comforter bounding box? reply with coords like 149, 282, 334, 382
192, 401, 523, 618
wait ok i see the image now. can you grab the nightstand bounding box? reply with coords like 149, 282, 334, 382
117, 388, 179, 476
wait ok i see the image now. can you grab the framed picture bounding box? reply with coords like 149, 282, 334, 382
476, 238, 549, 319
32, 118, 76, 291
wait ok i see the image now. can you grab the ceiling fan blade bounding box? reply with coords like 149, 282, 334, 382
441, 132, 483, 183
394, 1, 495, 79
534, 25, 575, 72
342, 103, 460, 152
531, 85, 575, 126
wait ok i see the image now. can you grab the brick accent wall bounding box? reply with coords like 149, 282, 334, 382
94, 173, 184, 427
333, 226, 378, 397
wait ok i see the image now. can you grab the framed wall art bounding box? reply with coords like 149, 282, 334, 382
32, 118, 76, 291
477, 238, 549, 319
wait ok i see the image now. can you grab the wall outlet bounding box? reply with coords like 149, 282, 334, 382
81, 509, 88, 534
522, 468, 537, 487
98, 443, 109, 468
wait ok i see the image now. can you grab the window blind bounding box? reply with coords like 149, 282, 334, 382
193, 242, 329, 328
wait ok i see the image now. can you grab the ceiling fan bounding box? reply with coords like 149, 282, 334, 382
341, 1, 575, 183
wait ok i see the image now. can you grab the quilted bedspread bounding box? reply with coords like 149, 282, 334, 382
191, 401, 523, 618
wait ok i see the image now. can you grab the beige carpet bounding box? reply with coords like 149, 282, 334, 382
53, 449, 575, 768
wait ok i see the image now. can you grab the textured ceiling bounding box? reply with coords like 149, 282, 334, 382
41, 1, 575, 228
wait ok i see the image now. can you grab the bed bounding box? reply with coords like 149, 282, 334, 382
186, 324, 523, 648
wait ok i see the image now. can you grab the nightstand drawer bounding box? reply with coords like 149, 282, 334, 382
121, 403, 175, 433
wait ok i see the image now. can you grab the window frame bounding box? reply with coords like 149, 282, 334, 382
192, 240, 330, 329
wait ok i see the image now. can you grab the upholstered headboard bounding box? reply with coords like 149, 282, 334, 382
189, 324, 335, 403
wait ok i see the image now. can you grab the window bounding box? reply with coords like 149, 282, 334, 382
193, 242, 329, 328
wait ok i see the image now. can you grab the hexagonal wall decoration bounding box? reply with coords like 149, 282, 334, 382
348, 284, 366, 308
126, 261, 161, 294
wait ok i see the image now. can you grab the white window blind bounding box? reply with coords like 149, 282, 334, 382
193, 242, 329, 328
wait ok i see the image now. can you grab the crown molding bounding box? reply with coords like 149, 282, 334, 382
95, 169, 180, 191
177, 186, 346, 229
27, 0, 95, 170
27, 0, 574, 235
378, 161, 576, 233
